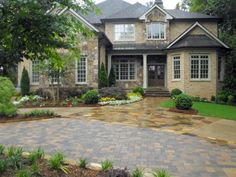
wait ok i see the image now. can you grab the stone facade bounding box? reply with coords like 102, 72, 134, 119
18, 36, 100, 91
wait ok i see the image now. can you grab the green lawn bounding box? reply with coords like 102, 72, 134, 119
160, 100, 236, 120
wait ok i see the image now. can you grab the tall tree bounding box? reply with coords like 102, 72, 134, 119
175, 3, 180, 10
0, 0, 98, 75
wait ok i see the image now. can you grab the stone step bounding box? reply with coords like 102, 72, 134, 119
145, 88, 170, 97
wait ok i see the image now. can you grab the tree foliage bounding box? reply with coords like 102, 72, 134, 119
0, 0, 98, 73
188, 0, 236, 95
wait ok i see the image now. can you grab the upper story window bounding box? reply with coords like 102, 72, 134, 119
31, 60, 40, 84
190, 54, 210, 80
114, 24, 135, 41
146, 22, 166, 40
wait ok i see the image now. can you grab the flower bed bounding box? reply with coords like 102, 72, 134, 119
98, 93, 142, 106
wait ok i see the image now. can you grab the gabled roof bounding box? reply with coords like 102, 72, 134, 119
139, 4, 173, 20
167, 22, 229, 49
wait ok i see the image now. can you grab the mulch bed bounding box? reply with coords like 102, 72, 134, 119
0, 115, 61, 124
169, 107, 198, 115
0, 155, 101, 177
20, 102, 101, 108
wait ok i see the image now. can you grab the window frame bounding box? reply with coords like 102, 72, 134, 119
146, 22, 166, 40
172, 55, 181, 81
114, 24, 135, 42
75, 56, 88, 84
30, 60, 40, 85
190, 54, 211, 81
112, 59, 137, 81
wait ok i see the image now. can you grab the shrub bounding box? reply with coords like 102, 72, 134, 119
0, 144, 5, 154
102, 169, 131, 177
216, 93, 228, 103
99, 63, 108, 88
153, 169, 172, 177
227, 95, 234, 105
0, 160, 7, 173
20, 67, 30, 96
108, 66, 116, 87
132, 168, 144, 177
24, 110, 56, 118
171, 88, 182, 98
101, 160, 113, 171
78, 158, 88, 168
59, 87, 83, 100
0, 77, 17, 117
133, 86, 144, 96
16, 169, 31, 177
211, 96, 216, 102
71, 98, 79, 107
82, 90, 99, 104
175, 94, 193, 110
99, 87, 127, 100
29, 148, 44, 163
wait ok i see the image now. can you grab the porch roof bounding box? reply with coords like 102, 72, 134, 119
112, 43, 168, 51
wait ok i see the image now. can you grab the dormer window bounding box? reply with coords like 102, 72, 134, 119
114, 24, 135, 41
146, 22, 166, 40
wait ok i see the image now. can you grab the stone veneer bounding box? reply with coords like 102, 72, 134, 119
18, 36, 100, 91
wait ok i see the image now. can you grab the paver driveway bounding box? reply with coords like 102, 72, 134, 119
0, 118, 236, 177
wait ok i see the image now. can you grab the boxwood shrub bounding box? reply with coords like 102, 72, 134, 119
171, 88, 182, 98
175, 94, 193, 110
99, 87, 127, 100
82, 90, 99, 104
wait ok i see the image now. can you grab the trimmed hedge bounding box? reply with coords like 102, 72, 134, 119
20, 67, 30, 96
171, 88, 182, 98
82, 90, 99, 104
175, 94, 193, 110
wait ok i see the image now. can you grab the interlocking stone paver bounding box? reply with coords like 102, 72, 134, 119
0, 119, 236, 177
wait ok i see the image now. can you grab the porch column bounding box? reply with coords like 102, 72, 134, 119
143, 54, 147, 89
108, 54, 112, 75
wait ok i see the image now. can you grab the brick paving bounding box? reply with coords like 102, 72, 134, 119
0, 119, 236, 177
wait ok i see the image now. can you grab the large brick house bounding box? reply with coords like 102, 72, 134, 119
18, 0, 229, 99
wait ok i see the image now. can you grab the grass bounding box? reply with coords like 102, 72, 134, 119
160, 100, 236, 120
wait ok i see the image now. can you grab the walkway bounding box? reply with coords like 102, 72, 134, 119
0, 118, 236, 177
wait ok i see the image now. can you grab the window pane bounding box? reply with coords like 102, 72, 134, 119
191, 58, 199, 79
191, 55, 209, 79
146, 23, 165, 40
114, 24, 134, 41
200, 59, 209, 79
120, 63, 129, 80
173, 56, 180, 79
77, 57, 87, 83
32, 60, 40, 83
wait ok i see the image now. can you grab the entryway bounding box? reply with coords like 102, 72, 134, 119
148, 64, 165, 87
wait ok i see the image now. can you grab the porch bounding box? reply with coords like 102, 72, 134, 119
108, 54, 167, 89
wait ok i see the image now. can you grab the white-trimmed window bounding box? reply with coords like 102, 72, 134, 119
76, 56, 87, 84
190, 54, 210, 80
113, 59, 136, 81
146, 22, 166, 40
31, 60, 40, 84
114, 24, 135, 41
49, 73, 60, 84
218, 56, 224, 81
173, 56, 181, 80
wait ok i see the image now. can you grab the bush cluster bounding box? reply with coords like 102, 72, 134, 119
171, 88, 182, 98
215, 91, 235, 105
82, 90, 99, 104
0, 77, 17, 117
175, 94, 193, 110
20, 67, 30, 96
133, 86, 144, 96
99, 87, 127, 100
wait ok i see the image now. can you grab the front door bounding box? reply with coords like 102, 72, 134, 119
148, 64, 165, 87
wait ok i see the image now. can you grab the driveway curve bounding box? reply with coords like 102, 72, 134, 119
0, 118, 235, 177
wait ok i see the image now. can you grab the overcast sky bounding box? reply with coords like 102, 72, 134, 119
95, 0, 182, 9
